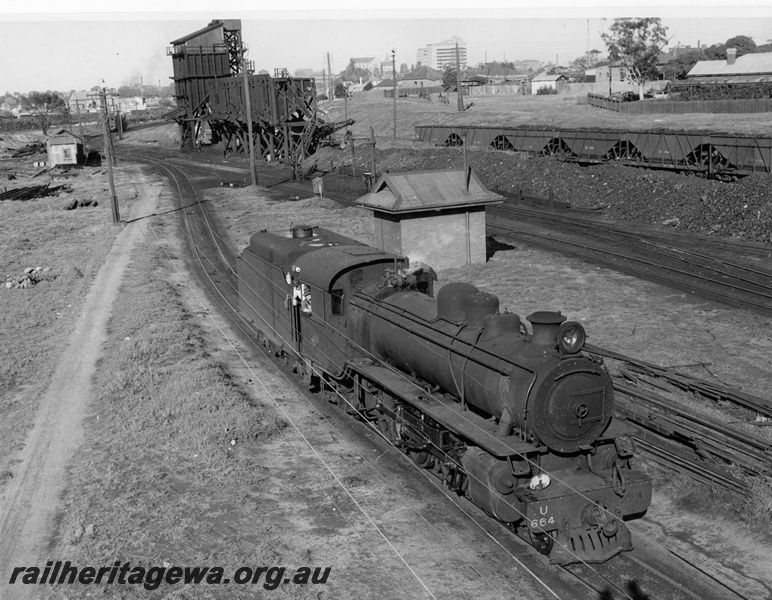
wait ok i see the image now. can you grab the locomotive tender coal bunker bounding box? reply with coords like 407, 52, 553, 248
238, 225, 652, 565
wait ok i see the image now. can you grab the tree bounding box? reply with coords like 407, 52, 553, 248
661, 52, 702, 80
334, 82, 348, 99
21, 91, 66, 135
117, 84, 144, 99
703, 35, 757, 60
341, 58, 371, 83
602, 18, 669, 100
442, 65, 457, 90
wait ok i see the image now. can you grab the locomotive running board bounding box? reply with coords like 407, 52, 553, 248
350, 361, 539, 459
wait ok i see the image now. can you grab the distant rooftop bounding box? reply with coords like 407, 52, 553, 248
688, 52, 772, 77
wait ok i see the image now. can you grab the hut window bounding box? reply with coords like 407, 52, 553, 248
331, 289, 345, 315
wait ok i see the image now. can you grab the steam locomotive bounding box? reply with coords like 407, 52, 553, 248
237, 225, 652, 565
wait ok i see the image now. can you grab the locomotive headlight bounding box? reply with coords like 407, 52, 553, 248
557, 321, 585, 354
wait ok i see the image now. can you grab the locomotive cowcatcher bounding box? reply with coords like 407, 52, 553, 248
238, 225, 652, 565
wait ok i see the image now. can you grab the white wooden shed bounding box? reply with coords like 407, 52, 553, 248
47, 129, 85, 166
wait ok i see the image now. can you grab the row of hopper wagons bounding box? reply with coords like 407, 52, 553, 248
415, 125, 772, 180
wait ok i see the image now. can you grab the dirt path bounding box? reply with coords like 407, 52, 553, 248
0, 184, 154, 598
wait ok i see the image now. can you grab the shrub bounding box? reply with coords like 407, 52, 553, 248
536, 85, 558, 95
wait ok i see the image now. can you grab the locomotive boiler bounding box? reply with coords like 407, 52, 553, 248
238, 225, 652, 565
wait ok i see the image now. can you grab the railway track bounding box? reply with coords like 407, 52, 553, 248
489, 200, 772, 316
123, 151, 763, 600
487, 201, 772, 495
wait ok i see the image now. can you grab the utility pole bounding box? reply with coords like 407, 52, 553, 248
456, 40, 463, 112
242, 47, 257, 186
586, 19, 590, 71
111, 96, 124, 140
97, 86, 120, 224
369, 126, 376, 181
75, 99, 84, 139
392, 49, 397, 142
62, 92, 73, 132
326, 52, 333, 100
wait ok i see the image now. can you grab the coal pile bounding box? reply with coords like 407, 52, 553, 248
315, 146, 772, 244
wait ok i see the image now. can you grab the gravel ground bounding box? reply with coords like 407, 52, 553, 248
308, 145, 772, 243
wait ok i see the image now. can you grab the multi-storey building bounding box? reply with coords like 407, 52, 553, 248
416, 37, 467, 71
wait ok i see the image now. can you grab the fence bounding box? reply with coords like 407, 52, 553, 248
588, 93, 772, 114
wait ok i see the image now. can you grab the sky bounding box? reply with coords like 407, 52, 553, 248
1, 2, 771, 94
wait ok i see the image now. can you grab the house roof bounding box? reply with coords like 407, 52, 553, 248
672, 74, 772, 86
687, 52, 772, 77
352, 57, 375, 63
47, 128, 86, 145
476, 64, 526, 79
402, 65, 443, 80
531, 73, 567, 82
356, 170, 502, 214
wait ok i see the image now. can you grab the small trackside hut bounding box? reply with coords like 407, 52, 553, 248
47, 129, 86, 166
357, 169, 503, 270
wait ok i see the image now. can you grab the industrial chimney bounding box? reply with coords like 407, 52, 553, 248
727, 48, 737, 65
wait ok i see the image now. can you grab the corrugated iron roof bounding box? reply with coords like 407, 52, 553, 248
402, 65, 444, 81
672, 74, 772, 86
357, 170, 502, 213
531, 73, 568, 82
687, 52, 772, 77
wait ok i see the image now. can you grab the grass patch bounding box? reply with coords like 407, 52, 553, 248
322, 94, 772, 141
40, 227, 338, 599
0, 163, 134, 492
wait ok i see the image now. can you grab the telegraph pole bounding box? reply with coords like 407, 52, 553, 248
111, 96, 124, 140
456, 40, 463, 112
75, 99, 84, 140
326, 52, 333, 100
392, 49, 397, 142
97, 86, 120, 224
242, 47, 257, 186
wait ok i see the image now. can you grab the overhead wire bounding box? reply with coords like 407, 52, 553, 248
122, 146, 652, 598
135, 152, 639, 586
110, 153, 443, 600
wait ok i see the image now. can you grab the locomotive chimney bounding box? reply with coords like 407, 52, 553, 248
291, 225, 315, 238
526, 311, 566, 347
727, 48, 737, 65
